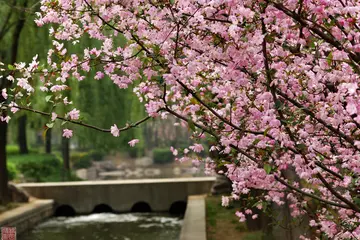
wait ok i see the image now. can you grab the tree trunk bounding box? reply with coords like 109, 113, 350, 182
0, 109, 10, 205
0, 0, 27, 204
45, 128, 52, 154
62, 137, 70, 180
17, 115, 28, 154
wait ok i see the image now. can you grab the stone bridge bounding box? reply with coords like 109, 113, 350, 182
18, 177, 215, 215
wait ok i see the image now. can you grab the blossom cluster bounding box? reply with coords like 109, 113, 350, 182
2, 0, 360, 238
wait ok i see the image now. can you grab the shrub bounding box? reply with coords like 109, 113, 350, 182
13, 154, 62, 182
70, 152, 88, 163
153, 148, 174, 164
6, 145, 20, 155
7, 162, 17, 181
72, 156, 92, 169
89, 151, 104, 161
71, 151, 105, 169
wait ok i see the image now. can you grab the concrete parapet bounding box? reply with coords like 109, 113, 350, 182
18, 177, 215, 214
180, 195, 207, 240
0, 199, 54, 235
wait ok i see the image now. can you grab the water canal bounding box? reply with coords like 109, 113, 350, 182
19, 213, 182, 240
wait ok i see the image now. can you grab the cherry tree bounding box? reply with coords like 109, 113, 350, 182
2, 0, 360, 238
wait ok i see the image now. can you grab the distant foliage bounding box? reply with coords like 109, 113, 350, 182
90, 151, 105, 162
71, 150, 104, 169
12, 154, 61, 182
72, 155, 92, 169
6, 145, 20, 155
6, 162, 17, 181
153, 148, 174, 164
6, 145, 38, 155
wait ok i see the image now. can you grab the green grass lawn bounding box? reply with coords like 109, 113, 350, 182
6, 145, 39, 155
206, 195, 262, 240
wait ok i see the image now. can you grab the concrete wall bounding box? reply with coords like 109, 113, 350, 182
0, 199, 54, 235
18, 177, 215, 214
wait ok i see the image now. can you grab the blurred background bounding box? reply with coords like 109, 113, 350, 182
1, 0, 209, 184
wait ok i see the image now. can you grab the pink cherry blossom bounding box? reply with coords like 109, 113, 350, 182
94, 71, 104, 80
67, 108, 80, 120
51, 112, 57, 121
0, 116, 10, 123
221, 196, 230, 207
1, 89, 7, 99
110, 124, 119, 137
189, 144, 204, 153
50, 85, 67, 92
63, 97, 72, 105
9, 102, 18, 114
128, 139, 139, 147
343, 176, 352, 187
235, 211, 246, 222
10, 107, 19, 114
346, 102, 357, 115
62, 129, 73, 138
170, 146, 178, 156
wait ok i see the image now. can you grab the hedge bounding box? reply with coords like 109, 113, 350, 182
153, 148, 174, 164
9, 154, 62, 182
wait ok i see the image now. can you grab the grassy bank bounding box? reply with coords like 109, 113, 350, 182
206, 195, 262, 240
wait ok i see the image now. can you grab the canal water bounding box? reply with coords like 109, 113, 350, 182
19, 213, 182, 240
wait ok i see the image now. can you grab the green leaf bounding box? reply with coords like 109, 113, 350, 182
252, 138, 260, 145
264, 127, 271, 136
326, 52, 333, 65
8, 64, 15, 70
296, 143, 307, 151
188, 120, 195, 131
262, 202, 267, 211
46, 123, 54, 129
42, 128, 49, 141
354, 197, 360, 207
156, 76, 164, 84
153, 45, 161, 56
45, 95, 52, 102
274, 99, 283, 110
264, 164, 271, 174
265, 32, 276, 43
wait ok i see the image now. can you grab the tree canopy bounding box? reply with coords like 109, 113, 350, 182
2, 0, 360, 238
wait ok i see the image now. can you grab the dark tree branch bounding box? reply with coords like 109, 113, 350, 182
1, 104, 153, 133
275, 176, 351, 209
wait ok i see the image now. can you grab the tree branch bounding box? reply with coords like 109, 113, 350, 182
275, 176, 351, 209
1, 104, 153, 134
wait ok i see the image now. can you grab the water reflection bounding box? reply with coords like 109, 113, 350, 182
20, 213, 182, 240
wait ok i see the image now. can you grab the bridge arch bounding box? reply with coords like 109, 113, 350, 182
92, 204, 113, 213
55, 204, 76, 217
131, 201, 152, 212
169, 201, 187, 215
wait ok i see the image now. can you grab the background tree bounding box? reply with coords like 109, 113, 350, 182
0, 0, 29, 204
5, 0, 360, 238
